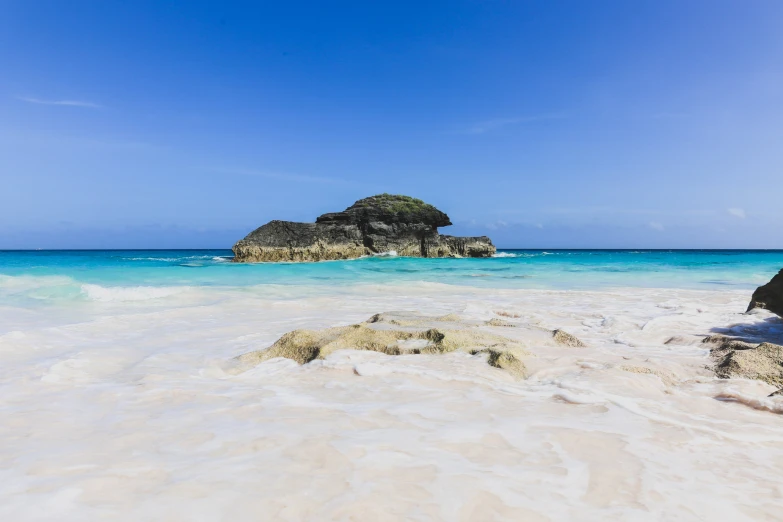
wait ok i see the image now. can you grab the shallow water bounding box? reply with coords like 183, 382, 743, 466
1, 249, 782, 294
1, 251, 783, 520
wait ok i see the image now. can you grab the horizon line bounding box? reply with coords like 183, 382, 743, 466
2, 248, 783, 253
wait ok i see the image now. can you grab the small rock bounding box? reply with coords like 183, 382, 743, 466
553, 329, 586, 347
486, 318, 516, 327
711, 339, 783, 387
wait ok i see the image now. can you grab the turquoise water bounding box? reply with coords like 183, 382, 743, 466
1, 250, 781, 301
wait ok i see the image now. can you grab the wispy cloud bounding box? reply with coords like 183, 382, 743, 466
18, 96, 102, 108
651, 111, 690, 120
495, 206, 718, 219
727, 207, 746, 219
210, 167, 350, 185
648, 221, 665, 231
459, 113, 565, 135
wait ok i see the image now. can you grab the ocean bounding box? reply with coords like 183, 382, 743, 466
2, 249, 783, 300
1, 249, 782, 520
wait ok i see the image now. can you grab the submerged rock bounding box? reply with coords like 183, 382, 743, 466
705, 335, 783, 387
485, 318, 516, 327
232, 194, 496, 262
747, 269, 783, 317
619, 365, 679, 386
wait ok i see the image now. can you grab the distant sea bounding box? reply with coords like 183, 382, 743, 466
1, 250, 781, 305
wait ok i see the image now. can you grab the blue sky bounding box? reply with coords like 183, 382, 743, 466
1, 0, 782, 249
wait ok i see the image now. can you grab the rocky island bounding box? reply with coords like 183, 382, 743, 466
232, 194, 496, 262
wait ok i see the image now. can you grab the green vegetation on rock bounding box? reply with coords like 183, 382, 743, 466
355, 194, 435, 214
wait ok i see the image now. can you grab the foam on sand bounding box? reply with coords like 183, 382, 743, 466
716, 388, 783, 414
2, 282, 783, 520
80, 284, 186, 301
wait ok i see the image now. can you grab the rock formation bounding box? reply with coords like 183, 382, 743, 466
552, 329, 586, 347
234, 312, 528, 378
232, 194, 496, 262
704, 335, 783, 388
232, 311, 587, 379
747, 269, 783, 318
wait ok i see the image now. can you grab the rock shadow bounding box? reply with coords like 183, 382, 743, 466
707, 314, 783, 346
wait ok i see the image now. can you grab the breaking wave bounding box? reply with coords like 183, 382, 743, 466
492, 251, 554, 258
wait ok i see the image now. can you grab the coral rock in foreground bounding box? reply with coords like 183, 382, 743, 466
232, 194, 496, 262
747, 269, 783, 318
705, 335, 783, 388
234, 312, 588, 379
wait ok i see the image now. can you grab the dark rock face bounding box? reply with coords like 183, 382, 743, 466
232, 194, 496, 262
748, 269, 783, 317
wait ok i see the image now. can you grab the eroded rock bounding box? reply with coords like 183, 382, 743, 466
704, 335, 783, 387
235, 312, 528, 378
553, 329, 586, 347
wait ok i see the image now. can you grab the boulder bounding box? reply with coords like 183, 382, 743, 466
747, 269, 783, 317
232, 194, 496, 262
705, 335, 783, 387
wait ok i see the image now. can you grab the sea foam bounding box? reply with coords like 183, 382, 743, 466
80, 284, 186, 302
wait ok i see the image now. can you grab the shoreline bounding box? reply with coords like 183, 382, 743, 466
1, 259, 782, 519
